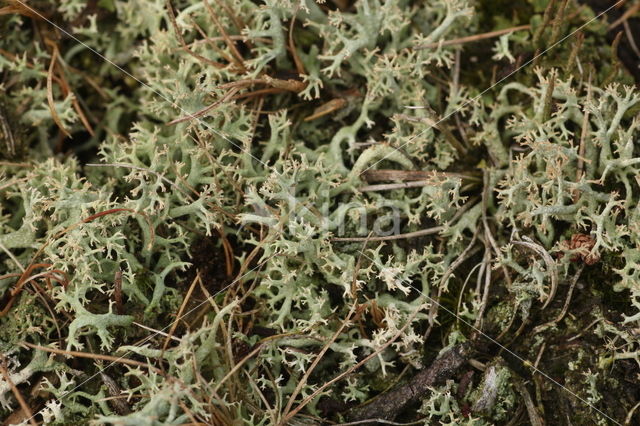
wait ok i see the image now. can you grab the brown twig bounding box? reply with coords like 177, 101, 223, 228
214, 0, 247, 42
281, 236, 371, 419
203, 0, 246, 71
45, 41, 71, 138
360, 169, 480, 183
511, 236, 558, 309
100, 370, 132, 415
515, 381, 545, 426
0, 263, 69, 316
281, 305, 426, 423
0, 0, 44, 19
0, 355, 37, 426
624, 20, 640, 58
609, 2, 640, 30
304, 98, 347, 121
188, 16, 238, 66
566, 31, 584, 73
533, 0, 558, 47
166, 0, 226, 69
210, 332, 298, 396
532, 264, 585, 335
542, 68, 556, 122
359, 179, 454, 192
288, 5, 306, 76
331, 197, 477, 242
603, 31, 624, 86
548, 0, 569, 46
217, 228, 235, 276
166, 86, 239, 125
394, 113, 468, 155
575, 71, 593, 192
331, 226, 444, 242
415, 25, 531, 50
49, 48, 96, 136
1, 207, 154, 316
346, 343, 472, 421
230, 87, 287, 100
114, 269, 124, 315
160, 272, 201, 357
21, 342, 162, 374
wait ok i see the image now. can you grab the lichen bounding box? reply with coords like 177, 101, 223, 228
1, 0, 640, 424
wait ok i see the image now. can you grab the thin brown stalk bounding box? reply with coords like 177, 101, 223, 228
332, 226, 444, 242
179, 400, 202, 425
0, 161, 30, 167
215, 0, 247, 41
132, 321, 183, 342
549, 0, 569, 46
167, 86, 239, 125
282, 236, 371, 418
440, 229, 480, 294
331, 197, 477, 242
416, 25, 530, 50
211, 333, 294, 395
603, 31, 624, 86
230, 87, 287, 100
0, 356, 37, 425
0, 263, 68, 316
456, 262, 484, 326
0, 240, 24, 272
52, 56, 95, 136
542, 69, 556, 122
187, 35, 269, 49
188, 16, 237, 66
359, 180, 443, 192
161, 273, 201, 355
532, 265, 585, 335
511, 236, 558, 309
244, 371, 276, 423
394, 113, 467, 154
45, 42, 71, 138
114, 269, 124, 315
281, 305, 424, 423
166, 0, 226, 68
533, 0, 557, 46
534, 342, 546, 371
225, 309, 240, 399
360, 169, 479, 183
0, 0, 42, 19
435, 229, 481, 330
1, 207, 153, 316
481, 170, 511, 287
515, 381, 545, 426
288, 5, 306, 75
473, 247, 492, 329
304, 98, 347, 121
217, 228, 235, 276
168, 157, 238, 221
21, 342, 162, 374
609, 2, 640, 30
575, 71, 593, 199
218, 79, 266, 89
203, 0, 246, 71
624, 20, 640, 58
566, 31, 584, 73
29, 281, 64, 341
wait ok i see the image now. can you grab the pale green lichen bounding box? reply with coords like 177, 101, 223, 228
1, 0, 640, 424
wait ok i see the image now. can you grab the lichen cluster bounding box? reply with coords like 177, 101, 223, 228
1, 0, 640, 424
